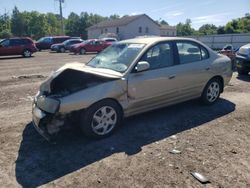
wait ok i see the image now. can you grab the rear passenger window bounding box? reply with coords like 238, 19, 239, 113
141, 42, 174, 70
177, 42, 202, 64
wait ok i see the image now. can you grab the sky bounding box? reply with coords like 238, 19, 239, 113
0, 0, 249, 29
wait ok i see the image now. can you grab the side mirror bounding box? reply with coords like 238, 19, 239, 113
135, 61, 150, 72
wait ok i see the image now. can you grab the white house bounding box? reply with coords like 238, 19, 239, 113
87, 14, 176, 40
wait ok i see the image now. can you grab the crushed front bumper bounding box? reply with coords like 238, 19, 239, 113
32, 104, 51, 141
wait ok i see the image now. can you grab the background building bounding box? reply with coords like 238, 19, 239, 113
87, 14, 176, 40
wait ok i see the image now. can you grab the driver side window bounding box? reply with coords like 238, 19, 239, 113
1, 39, 10, 47
140, 42, 174, 70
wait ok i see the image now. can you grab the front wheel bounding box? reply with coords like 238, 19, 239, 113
80, 100, 123, 138
201, 78, 221, 105
79, 48, 86, 55
23, 49, 32, 58
60, 47, 66, 53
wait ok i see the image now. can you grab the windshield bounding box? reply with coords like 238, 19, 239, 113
87, 43, 145, 73
63, 40, 70, 45
37, 37, 51, 43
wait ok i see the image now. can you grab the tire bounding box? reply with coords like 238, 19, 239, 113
60, 47, 65, 53
23, 49, 32, 58
237, 67, 249, 75
201, 78, 222, 105
80, 99, 123, 138
79, 48, 86, 55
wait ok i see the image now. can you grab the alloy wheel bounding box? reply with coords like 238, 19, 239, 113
206, 82, 220, 103
91, 106, 117, 135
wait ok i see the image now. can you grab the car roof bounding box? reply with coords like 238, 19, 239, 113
7, 37, 32, 40
240, 43, 250, 48
120, 37, 201, 45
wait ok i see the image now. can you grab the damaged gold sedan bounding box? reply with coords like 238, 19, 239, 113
32, 37, 233, 141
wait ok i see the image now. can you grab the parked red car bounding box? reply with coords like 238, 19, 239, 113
35, 36, 71, 51
0, 37, 37, 57
70, 39, 112, 54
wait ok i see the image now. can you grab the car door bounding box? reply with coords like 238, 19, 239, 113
95, 41, 105, 52
174, 41, 211, 98
10, 39, 23, 55
84, 41, 95, 52
0, 39, 11, 55
127, 42, 181, 114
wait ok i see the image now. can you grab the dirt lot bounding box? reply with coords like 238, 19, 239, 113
0, 51, 249, 188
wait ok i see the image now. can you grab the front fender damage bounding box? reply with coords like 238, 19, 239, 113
33, 66, 127, 140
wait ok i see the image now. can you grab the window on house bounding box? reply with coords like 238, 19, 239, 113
139, 27, 142, 33
172, 31, 175, 36
101, 29, 103, 34
145, 27, 149, 33
105, 28, 108, 33
116, 27, 119, 34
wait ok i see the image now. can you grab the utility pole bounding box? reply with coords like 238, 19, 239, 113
59, 0, 64, 35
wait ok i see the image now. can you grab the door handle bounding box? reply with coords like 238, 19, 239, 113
205, 67, 210, 71
168, 75, 176, 79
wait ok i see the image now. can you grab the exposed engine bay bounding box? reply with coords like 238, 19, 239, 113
48, 69, 116, 97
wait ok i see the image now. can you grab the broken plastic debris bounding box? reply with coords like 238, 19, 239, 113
169, 149, 182, 154
12, 74, 46, 79
191, 172, 210, 184
170, 135, 177, 139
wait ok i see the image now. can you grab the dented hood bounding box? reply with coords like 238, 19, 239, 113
40, 62, 123, 94
55, 62, 123, 78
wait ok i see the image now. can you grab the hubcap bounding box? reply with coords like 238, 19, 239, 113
207, 82, 220, 102
91, 106, 117, 135
24, 50, 31, 57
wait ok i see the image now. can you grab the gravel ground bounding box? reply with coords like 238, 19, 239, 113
0, 51, 249, 188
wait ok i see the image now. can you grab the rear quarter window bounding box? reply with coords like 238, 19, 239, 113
22, 39, 32, 44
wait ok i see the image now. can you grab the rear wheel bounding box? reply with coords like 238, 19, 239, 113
80, 99, 122, 138
79, 48, 86, 55
23, 49, 32, 58
201, 78, 222, 105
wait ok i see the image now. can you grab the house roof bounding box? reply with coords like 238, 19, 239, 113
160, 25, 176, 30
87, 14, 160, 30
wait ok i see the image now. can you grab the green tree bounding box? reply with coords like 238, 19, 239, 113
0, 29, 12, 38
176, 19, 195, 36
217, 26, 225, 34
160, 20, 169, 25
11, 6, 27, 36
198, 24, 217, 35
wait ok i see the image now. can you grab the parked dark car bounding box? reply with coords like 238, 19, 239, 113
35, 36, 71, 51
70, 39, 112, 54
236, 44, 250, 75
51, 38, 83, 53
0, 37, 37, 57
